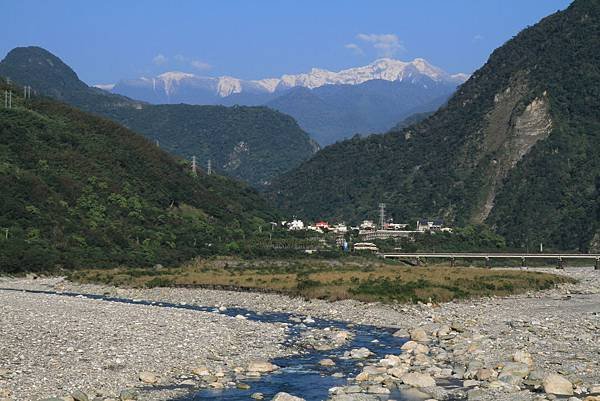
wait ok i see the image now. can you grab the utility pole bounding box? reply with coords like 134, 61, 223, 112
207, 159, 212, 175
191, 156, 197, 175
378, 203, 386, 230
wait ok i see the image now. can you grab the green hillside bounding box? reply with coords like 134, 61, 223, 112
269, 0, 600, 252
0, 78, 277, 272
0, 47, 317, 186
106, 104, 318, 185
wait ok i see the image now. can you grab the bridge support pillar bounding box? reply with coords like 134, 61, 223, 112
416, 257, 421, 266
557, 257, 564, 269
485, 256, 491, 268
450, 257, 455, 267
595, 258, 599, 271
521, 257, 526, 268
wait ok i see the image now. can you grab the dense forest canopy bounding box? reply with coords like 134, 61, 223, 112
268, 0, 600, 252
0, 78, 278, 272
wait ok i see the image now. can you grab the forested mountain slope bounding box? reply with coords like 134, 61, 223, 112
0, 78, 277, 272
0, 47, 317, 186
269, 0, 600, 251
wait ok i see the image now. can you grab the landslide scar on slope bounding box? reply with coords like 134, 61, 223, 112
474, 79, 552, 223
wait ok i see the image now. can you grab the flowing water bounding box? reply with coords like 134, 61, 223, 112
2, 287, 460, 401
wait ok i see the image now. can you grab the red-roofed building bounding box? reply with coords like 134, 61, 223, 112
315, 221, 330, 230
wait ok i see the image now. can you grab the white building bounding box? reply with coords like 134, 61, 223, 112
287, 219, 305, 230
360, 220, 376, 230
333, 223, 348, 234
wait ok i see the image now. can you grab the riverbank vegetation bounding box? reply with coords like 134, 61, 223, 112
68, 257, 574, 303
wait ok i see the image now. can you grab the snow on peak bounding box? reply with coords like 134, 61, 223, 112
109, 58, 468, 98
216, 76, 242, 97
93, 83, 115, 91
156, 71, 196, 96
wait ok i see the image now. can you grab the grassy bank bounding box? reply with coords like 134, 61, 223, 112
67, 257, 574, 303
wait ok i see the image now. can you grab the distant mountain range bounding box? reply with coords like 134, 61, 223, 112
103, 59, 468, 145
0, 46, 318, 186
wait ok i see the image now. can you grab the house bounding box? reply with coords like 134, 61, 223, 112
287, 219, 305, 231
333, 223, 348, 234
385, 222, 408, 230
353, 242, 379, 252
360, 220, 376, 231
315, 221, 330, 230
416, 219, 445, 232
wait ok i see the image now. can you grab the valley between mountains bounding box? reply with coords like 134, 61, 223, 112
1, 1, 600, 401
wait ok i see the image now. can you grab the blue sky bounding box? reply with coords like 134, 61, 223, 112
1, 0, 572, 85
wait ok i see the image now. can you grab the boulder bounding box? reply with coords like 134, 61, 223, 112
251, 393, 264, 400
366, 385, 390, 394
388, 367, 408, 378
319, 358, 336, 366
191, 366, 210, 376
349, 347, 372, 359
401, 372, 436, 388
500, 362, 530, 378
119, 389, 138, 401
71, 390, 89, 401
401, 341, 419, 351
329, 395, 379, 401
513, 350, 534, 367
543, 374, 573, 396
247, 360, 279, 373
475, 368, 496, 381
271, 392, 305, 401
139, 371, 158, 384
410, 328, 430, 342
393, 328, 410, 338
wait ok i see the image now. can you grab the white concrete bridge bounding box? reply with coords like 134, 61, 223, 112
378, 252, 600, 269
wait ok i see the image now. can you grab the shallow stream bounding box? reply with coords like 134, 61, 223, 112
1, 287, 457, 401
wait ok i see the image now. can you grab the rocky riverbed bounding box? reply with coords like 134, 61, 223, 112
0, 267, 599, 401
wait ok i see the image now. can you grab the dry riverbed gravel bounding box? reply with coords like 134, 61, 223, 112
0, 266, 599, 401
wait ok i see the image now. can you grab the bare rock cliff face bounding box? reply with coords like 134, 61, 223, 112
474, 78, 552, 223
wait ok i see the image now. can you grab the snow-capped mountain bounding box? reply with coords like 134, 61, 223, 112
103, 58, 468, 145
276, 58, 467, 90
103, 58, 467, 101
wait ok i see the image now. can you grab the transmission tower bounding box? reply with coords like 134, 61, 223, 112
378, 203, 386, 230
4, 90, 12, 109
191, 155, 197, 175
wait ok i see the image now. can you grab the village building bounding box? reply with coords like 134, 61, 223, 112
359, 220, 376, 231
353, 242, 379, 252
416, 219, 445, 232
287, 219, 305, 230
